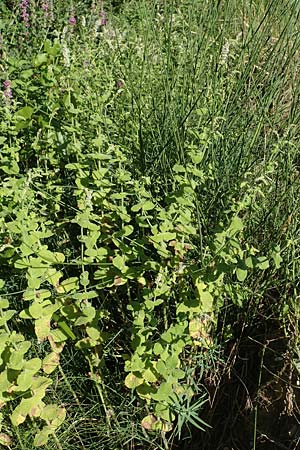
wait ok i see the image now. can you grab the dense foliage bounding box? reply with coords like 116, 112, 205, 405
0, 1, 299, 449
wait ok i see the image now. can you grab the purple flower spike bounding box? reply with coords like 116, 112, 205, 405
69, 16, 76, 26
20, 0, 30, 28
3, 80, 12, 99
4, 89, 13, 98
100, 10, 107, 26
42, 1, 49, 12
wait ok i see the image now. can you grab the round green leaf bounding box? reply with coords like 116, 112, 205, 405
125, 373, 144, 389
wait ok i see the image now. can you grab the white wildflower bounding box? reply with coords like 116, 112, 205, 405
62, 43, 70, 67
220, 39, 230, 65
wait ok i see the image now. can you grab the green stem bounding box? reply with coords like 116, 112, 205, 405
90, 369, 113, 433
161, 430, 169, 450
253, 343, 266, 450
9, 406, 26, 450
52, 430, 63, 450
58, 364, 81, 407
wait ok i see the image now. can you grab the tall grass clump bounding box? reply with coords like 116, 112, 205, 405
0, 1, 299, 449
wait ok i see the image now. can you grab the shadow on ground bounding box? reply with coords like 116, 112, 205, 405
176, 316, 300, 450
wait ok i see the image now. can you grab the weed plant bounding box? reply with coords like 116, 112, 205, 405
0, 1, 299, 449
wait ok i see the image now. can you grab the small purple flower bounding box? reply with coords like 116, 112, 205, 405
69, 16, 76, 26
41, 1, 49, 11
3, 80, 12, 99
100, 10, 107, 26
116, 80, 123, 90
4, 89, 13, 98
20, 0, 30, 28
